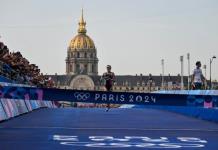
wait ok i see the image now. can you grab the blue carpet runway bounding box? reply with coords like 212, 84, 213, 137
0, 108, 218, 150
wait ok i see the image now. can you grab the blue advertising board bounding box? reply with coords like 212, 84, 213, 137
0, 85, 218, 107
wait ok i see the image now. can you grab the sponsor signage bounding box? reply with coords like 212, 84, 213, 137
0, 86, 217, 106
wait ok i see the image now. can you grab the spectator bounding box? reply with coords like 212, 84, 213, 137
0, 42, 55, 88
191, 61, 206, 90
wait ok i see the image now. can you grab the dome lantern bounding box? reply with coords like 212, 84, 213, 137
78, 8, 87, 34
68, 9, 96, 50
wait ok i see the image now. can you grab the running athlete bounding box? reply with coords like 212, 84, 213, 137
101, 65, 115, 111
191, 61, 206, 90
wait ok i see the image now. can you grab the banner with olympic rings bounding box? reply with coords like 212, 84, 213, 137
0, 85, 217, 107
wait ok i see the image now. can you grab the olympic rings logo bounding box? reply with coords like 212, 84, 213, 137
74, 92, 90, 101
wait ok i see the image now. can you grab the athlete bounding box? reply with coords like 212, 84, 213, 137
191, 61, 206, 90
101, 65, 115, 111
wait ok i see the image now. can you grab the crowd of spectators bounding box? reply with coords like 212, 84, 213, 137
0, 41, 54, 87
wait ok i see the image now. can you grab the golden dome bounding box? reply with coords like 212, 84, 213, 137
69, 34, 95, 50
68, 9, 95, 50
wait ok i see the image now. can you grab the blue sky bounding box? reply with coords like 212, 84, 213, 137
1, 0, 218, 80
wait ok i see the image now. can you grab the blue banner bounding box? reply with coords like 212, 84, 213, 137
0, 86, 218, 106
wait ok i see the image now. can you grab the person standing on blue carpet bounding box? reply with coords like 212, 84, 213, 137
191, 61, 206, 90
101, 65, 115, 111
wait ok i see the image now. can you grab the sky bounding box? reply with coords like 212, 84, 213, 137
0, 0, 218, 80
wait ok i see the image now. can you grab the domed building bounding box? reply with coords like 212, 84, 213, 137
66, 10, 98, 75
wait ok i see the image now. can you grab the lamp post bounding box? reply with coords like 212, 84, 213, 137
161, 59, 164, 89
180, 56, 184, 90
210, 56, 216, 89
203, 65, 207, 89
187, 53, 190, 90
203, 65, 207, 78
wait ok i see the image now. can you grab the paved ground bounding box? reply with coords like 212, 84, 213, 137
0, 108, 218, 150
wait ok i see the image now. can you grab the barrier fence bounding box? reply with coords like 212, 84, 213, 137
0, 82, 56, 122
0, 84, 218, 122
0, 85, 218, 106
0, 98, 56, 122
154, 90, 218, 96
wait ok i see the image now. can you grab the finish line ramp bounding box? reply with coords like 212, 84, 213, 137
1, 85, 218, 149
0, 108, 218, 150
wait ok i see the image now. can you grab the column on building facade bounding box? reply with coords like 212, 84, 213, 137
95, 63, 98, 74
70, 63, 72, 73
66, 62, 69, 74
92, 63, 95, 74
88, 63, 92, 74
71, 62, 74, 74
